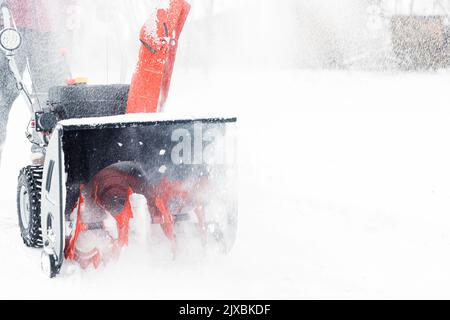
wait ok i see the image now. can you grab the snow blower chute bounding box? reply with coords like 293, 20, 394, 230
3, 0, 237, 277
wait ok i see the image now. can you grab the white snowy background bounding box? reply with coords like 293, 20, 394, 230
2, 0, 450, 299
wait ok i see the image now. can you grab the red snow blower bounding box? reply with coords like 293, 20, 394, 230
1, 0, 237, 277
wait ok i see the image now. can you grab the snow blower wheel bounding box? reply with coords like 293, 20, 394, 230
17, 166, 43, 248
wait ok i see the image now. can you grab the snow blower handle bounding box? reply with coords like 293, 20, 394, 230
0, 2, 34, 114
0, 1, 12, 29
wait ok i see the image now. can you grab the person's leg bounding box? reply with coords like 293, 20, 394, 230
0, 47, 27, 163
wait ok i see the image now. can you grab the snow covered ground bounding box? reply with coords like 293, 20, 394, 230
3, 69, 450, 299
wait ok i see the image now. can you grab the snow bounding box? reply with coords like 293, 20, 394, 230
2, 69, 450, 299
59, 112, 235, 127
143, 0, 171, 39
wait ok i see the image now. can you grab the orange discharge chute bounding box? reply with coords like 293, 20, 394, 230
126, 0, 191, 114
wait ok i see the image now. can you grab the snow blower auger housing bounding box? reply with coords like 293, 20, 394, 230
41, 114, 237, 277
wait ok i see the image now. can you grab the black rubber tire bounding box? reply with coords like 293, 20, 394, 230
41, 251, 58, 278
17, 166, 43, 248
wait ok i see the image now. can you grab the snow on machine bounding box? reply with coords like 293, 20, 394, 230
0, 0, 237, 277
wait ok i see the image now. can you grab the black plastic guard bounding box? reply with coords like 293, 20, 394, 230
60, 117, 237, 186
